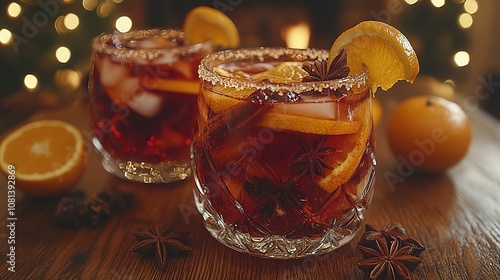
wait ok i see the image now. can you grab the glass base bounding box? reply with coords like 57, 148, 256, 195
94, 137, 191, 183
193, 167, 375, 259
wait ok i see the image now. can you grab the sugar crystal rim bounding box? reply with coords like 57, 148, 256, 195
198, 47, 368, 93
92, 28, 213, 62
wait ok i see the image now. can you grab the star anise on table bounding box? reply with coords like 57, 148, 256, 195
131, 224, 191, 269
358, 237, 422, 280
302, 48, 349, 82
359, 223, 426, 257
290, 136, 336, 178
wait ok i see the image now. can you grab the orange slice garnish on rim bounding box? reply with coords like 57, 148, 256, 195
183, 6, 240, 48
329, 21, 419, 92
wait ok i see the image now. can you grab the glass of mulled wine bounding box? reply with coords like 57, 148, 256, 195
191, 47, 376, 258
89, 29, 212, 183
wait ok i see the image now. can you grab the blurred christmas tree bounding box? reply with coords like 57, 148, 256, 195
397, 0, 475, 83
0, 0, 124, 102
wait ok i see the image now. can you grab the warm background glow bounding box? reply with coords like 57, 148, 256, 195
282, 22, 311, 49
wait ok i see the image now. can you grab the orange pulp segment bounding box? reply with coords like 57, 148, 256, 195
0, 120, 86, 196
329, 21, 419, 92
183, 6, 240, 48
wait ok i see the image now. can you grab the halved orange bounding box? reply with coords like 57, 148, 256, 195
0, 120, 86, 196
329, 21, 419, 92
183, 6, 240, 48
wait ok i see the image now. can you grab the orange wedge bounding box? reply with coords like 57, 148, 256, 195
329, 21, 419, 92
0, 120, 86, 196
183, 6, 240, 48
317, 108, 372, 193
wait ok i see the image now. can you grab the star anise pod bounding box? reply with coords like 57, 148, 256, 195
359, 223, 426, 257
131, 224, 191, 269
290, 136, 336, 178
244, 160, 305, 221
358, 238, 422, 280
302, 48, 349, 82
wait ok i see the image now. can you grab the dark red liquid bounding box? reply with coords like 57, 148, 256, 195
193, 72, 375, 238
90, 47, 209, 162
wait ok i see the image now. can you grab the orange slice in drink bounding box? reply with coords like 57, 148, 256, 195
317, 108, 372, 193
183, 6, 240, 48
203, 62, 362, 135
329, 21, 419, 92
146, 79, 200, 95
255, 113, 360, 135
252, 61, 309, 83
204, 62, 309, 112
0, 120, 86, 196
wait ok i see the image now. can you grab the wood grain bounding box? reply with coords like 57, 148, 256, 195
0, 79, 499, 280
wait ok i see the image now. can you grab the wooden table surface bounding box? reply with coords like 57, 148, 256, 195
1, 77, 499, 280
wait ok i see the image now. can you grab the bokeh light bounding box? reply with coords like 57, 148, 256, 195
7, 2, 22, 18
82, 0, 98, 11
97, 3, 112, 18
24, 74, 38, 90
458, 13, 473, 29
56, 47, 71, 63
464, 0, 478, 14
115, 16, 132, 33
64, 13, 80, 30
454, 51, 470, 67
55, 69, 81, 90
0, 29, 13, 45
431, 0, 446, 8
405, 0, 418, 5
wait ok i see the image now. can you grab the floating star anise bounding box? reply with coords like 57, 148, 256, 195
358, 238, 422, 280
290, 136, 336, 178
244, 160, 305, 222
302, 48, 349, 82
131, 224, 191, 269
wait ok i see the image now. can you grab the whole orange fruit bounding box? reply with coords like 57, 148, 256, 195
387, 95, 471, 173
